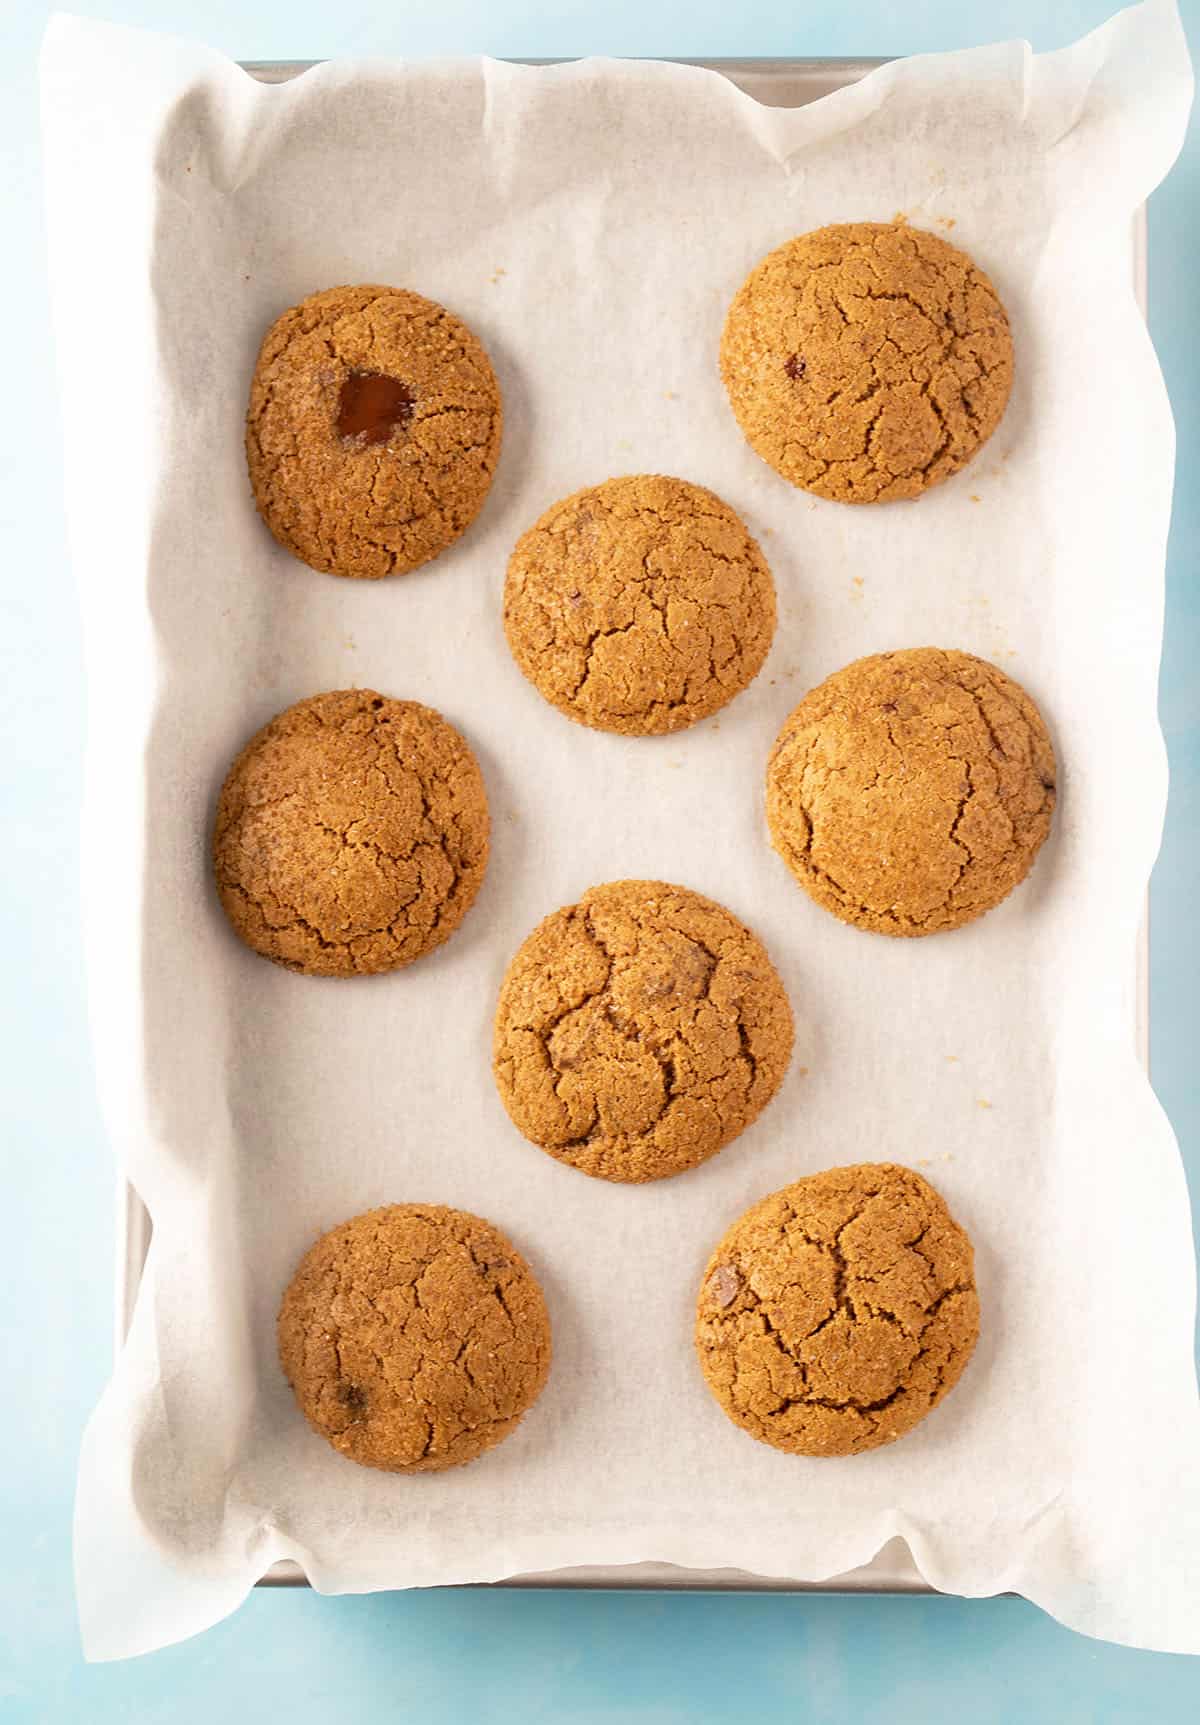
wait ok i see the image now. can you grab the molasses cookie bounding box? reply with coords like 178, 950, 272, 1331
696, 1163, 979, 1457
493, 880, 793, 1183
213, 690, 489, 976
278, 1204, 551, 1473
246, 284, 502, 577
721, 222, 1012, 503
766, 648, 1055, 936
504, 475, 776, 734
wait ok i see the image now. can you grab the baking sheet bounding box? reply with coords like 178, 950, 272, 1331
117, 55, 1154, 1605
43, 1, 1200, 1661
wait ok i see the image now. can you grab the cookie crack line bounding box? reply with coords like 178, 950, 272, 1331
503, 475, 776, 737
778, 789, 960, 935
696, 1165, 980, 1456
767, 648, 1056, 937
747, 1189, 883, 1357
722, 221, 1012, 504
520, 576, 761, 715
213, 691, 490, 976
544, 916, 751, 1145
787, 736, 978, 924
493, 882, 793, 1183
278, 1205, 551, 1474
246, 283, 502, 579
756, 1283, 972, 1424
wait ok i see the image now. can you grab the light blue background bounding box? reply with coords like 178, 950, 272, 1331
3, 1, 1197, 1718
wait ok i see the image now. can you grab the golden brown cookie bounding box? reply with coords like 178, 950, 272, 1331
503, 475, 776, 735
766, 648, 1055, 937
246, 284, 502, 578
213, 690, 489, 976
493, 880, 793, 1183
721, 222, 1012, 503
696, 1163, 979, 1457
278, 1204, 552, 1473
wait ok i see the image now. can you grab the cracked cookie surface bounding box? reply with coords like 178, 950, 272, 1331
720, 222, 1012, 504
246, 284, 502, 578
766, 648, 1055, 937
278, 1204, 551, 1473
493, 880, 793, 1183
213, 690, 489, 976
696, 1163, 979, 1457
503, 475, 776, 734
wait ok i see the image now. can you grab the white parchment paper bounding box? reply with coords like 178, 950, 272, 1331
43, 2, 1200, 1660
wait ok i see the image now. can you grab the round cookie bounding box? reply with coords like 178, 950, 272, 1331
503, 475, 776, 735
720, 222, 1013, 504
493, 880, 793, 1183
766, 648, 1055, 937
278, 1204, 551, 1473
696, 1163, 980, 1457
246, 284, 502, 578
213, 690, 489, 977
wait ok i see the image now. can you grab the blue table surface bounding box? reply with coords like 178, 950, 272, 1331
3, 1, 1197, 1718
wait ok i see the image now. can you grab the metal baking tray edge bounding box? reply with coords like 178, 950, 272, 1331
114, 54, 1151, 1598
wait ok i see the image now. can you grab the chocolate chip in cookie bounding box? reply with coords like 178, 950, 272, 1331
246, 284, 502, 577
